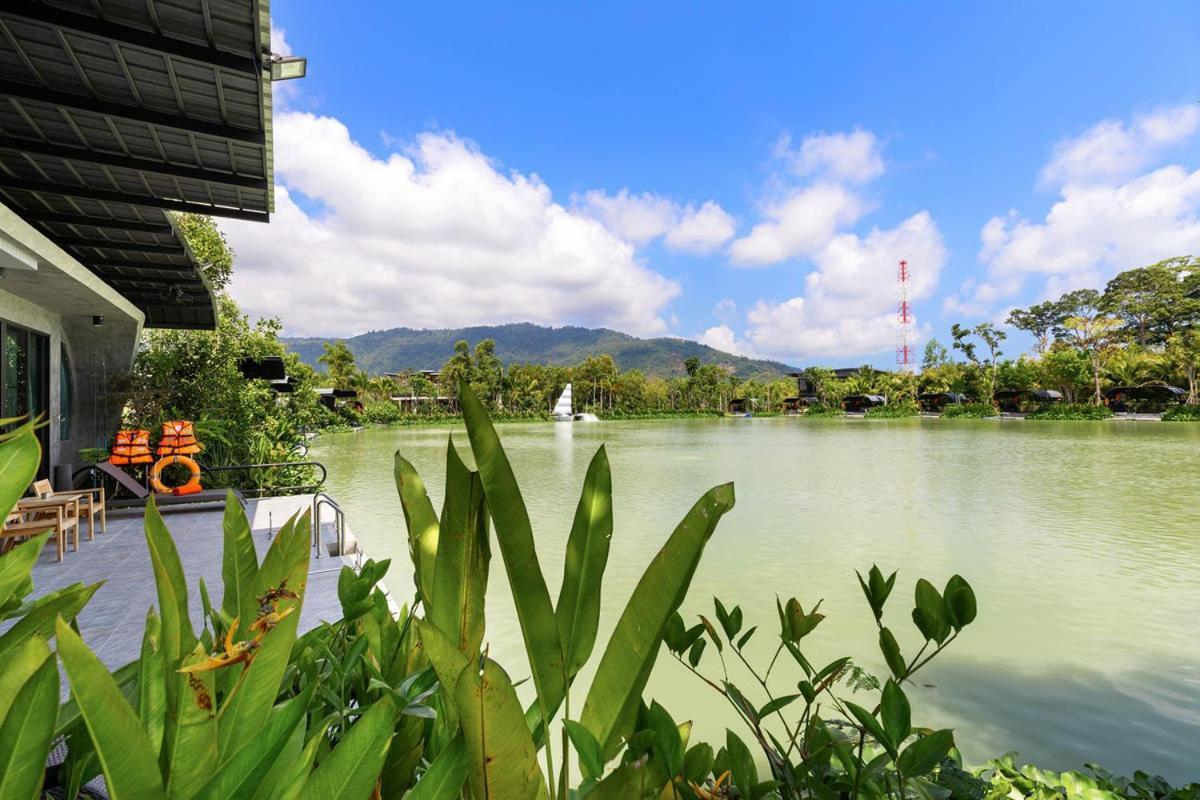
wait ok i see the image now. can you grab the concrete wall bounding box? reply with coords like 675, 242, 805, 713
0, 201, 145, 482
0, 286, 140, 477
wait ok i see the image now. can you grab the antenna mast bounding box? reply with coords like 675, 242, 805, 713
896, 259, 914, 372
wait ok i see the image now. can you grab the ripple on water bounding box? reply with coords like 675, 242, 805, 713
311, 417, 1200, 782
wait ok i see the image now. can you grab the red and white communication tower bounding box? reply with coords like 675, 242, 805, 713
896, 259, 915, 372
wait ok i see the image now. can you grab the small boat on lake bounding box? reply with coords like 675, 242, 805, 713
552, 383, 599, 422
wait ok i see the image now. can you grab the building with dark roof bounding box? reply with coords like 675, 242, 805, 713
0, 0, 299, 478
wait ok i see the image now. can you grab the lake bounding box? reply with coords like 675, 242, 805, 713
309, 417, 1200, 781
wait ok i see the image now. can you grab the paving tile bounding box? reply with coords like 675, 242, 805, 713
4, 495, 363, 683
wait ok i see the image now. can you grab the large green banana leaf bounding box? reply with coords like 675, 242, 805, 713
218, 512, 309, 764
0, 581, 99, 663
137, 607, 166, 756
455, 657, 549, 800
297, 695, 398, 800
0, 532, 48, 607
406, 734, 468, 800
164, 645, 219, 800
0, 420, 40, 526
580, 482, 735, 758
0, 634, 51, 723
144, 497, 196, 706
194, 685, 313, 800
394, 453, 440, 605
429, 438, 490, 655
221, 491, 259, 638
458, 383, 566, 716
55, 617, 167, 800
0, 644, 58, 800
555, 445, 613, 680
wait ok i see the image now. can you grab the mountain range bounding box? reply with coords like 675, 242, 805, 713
283, 323, 799, 380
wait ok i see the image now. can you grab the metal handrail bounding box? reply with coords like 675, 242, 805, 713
311, 492, 345, 560
201, 461, 328, 497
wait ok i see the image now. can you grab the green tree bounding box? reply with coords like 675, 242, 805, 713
471, 339, 503, 408
440, 340, 474, 408
1036, 344, 1092, 403
173, 212, 234, 291
1101, 257, 1200, 346
683, 356, 701, 377
921, 339, 950, 369
1060, 313, 1124, 404
1165, 329, 1200, 403
1006, 301, 1062, 354
951, 323, 1007, 401
317, 341, 358, 390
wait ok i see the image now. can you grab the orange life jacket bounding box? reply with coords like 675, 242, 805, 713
108, 429, 153, 465
156, 420, 203, 456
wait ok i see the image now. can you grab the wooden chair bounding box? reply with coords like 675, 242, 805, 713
3, 504, 75, 561
32, 478, 105, 539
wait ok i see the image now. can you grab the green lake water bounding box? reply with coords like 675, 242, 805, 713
309, 417, 1200, 781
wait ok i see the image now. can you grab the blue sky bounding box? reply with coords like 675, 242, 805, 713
223, 2, 1200, 367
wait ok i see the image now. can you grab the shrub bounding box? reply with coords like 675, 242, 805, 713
865, 401, 919, 418
362, 399, 403, 424
803, 403, 845, 417
1162, 403, 1200, 421
941, 402, 999, 418
1026, 402, 1115, 420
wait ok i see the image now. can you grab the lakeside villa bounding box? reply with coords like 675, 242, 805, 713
0, 1, 362, 657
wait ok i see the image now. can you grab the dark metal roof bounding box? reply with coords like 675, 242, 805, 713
0, 0, 278, 328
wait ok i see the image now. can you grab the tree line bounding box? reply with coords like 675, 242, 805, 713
314, 255, 1200, 419
316, 339, 799, 418
925, 256, 1199, 405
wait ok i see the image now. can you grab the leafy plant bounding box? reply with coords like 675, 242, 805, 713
1025, 403, 1114, 420
940, 402, 998, 419
664, 566, 979, 800
865, 402, 920, 419
395, 382, 736, 798
1161, 403, 1200, 421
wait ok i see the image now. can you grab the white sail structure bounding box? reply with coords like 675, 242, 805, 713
552, 383, 574, 421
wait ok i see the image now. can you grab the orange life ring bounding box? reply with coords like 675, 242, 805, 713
150, 455, 203, 496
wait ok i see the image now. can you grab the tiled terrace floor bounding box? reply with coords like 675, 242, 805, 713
14, 494, 358, 672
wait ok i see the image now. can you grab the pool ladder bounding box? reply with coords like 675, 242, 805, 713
311, 492, 347, 561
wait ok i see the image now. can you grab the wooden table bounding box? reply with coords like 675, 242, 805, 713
12, 495, 82, 559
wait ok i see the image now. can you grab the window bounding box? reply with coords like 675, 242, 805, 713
0, 320, 50, 478
60, 344, 72, 440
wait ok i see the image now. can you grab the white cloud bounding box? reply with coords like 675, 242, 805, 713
1040, 105, 1200, 187
223, 113, 680, 337
977, 105, 1200, 307
698, 324, 746, 356
728, 183, 866, 267
740, 211, 947, 360
575, 190, 734, 254
727, 129, 886, 268
714, 297, 737, 323
775, 129, 885, 185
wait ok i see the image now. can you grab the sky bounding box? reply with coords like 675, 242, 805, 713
221, 2, 1200, 367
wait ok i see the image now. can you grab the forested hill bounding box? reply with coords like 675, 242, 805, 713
283, 323, 798, 379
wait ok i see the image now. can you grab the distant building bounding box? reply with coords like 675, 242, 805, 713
843, 394, 887, 412
1104, 385, 1186, 413
917, 392, 967, 412
994, 389, 1062, 413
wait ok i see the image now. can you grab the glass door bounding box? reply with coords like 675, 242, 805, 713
2, 322, 51, 479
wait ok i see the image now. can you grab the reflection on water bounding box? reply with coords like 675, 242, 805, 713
310, 417, 1200, 781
